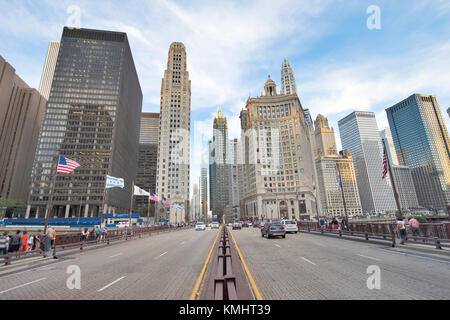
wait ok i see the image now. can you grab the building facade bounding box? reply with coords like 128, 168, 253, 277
380, 127, 399, 165
281, 58, 297, 95
338, 111, 397, 214
27, 27, 142, 218
210, 109, 230, 220
200, 166, 208, 220
386, 94, 450, 212
392, 165, 419, 211
314, 115, 362, 217
240, 75, 317, 221
0, 56, 46, 203
39, 40, 60, 100
156, 42, 191, 223
135, 112, 159, 211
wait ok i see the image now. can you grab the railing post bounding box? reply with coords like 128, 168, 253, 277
435, 237, 442, 250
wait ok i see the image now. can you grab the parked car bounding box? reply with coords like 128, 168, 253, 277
232, 222, 242, 230
247, 222, 253, 227
261, 221, 286, 239
242, 221, 249, 228
253, 221, 260, 228
195, 222, 206, 231
281, 220, 298, 234
211, 221, 219, 229
227, 223, 233, 227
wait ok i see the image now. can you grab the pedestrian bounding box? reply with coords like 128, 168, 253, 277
319, 218, 325, 230
408, 217, 421, 237
101, 227, 106, 241
45, 227, 54, 252
27, 234, 34, 251
8, 231, 21, 253
81, 228, 89, 241
34, 230, 42, 251
332, 218, 339, 231
51, 228, 56, 248
397, 217, 407, 245
95, 226, 101, 241
21, 231, 29, 251
0, 232, 9, 255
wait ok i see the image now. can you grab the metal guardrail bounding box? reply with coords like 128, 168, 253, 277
298, 221, 450, 249
214, 227, 238, 300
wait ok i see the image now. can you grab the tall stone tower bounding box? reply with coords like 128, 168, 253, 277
314, 114, 338, 157
281, 58, 297, 95
156, 42, 191, 223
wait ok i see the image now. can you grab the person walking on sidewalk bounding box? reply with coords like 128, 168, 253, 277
397, 217, 407, 245
8, 231, 21, 253
408, 217, 421, 237
21, 231, 29, 251
45, 227, 54, 253
0, 232, 10, 255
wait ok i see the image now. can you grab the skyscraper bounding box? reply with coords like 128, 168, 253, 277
135, 113, 159, 211
240, 75, 317, 220
0, 56, 46, 204
380, 127, 399, 165
156, 42, 191, 223
210, 109, 229, 220
314, 114, 337, 157
386, 94, 450, 212
39, 40, 60, 100
314, 115, 362, 216
200, 165, 208, 220
338, 111, 397, 214
281, 58, 297, 95
28, 27, 142, 218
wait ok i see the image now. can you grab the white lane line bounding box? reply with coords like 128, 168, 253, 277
180, 241, 186, 246
357, 254, 381, 262
158, 251, 168, 257
274, 244, 282, 248
109, 253, 122, 258
97, 276, 126, 292
0, 277, 47, 294
301, 257, 316, 265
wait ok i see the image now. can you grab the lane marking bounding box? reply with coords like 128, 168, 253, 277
180, 241, 186, 246
301, 257, 316, 265
1, 258, 77, 278
274, 244, 282, 248
109, 253, 123, 258
228, 228, 263, 300
0, 277, 47, 294
357, 254, 381, 262
97, 276, 126, 292
189, 226, 222, 300
158, 251, 168, 257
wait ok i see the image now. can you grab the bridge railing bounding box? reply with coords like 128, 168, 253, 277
0, 225, 192, 265
297, 221, 450, 249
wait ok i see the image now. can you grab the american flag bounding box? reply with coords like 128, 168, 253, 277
382, 143, 388, 179
149, 192, 160, 202
56, 155, 80, 174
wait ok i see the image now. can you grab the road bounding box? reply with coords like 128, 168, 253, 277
230, 226, 450, 299
0, 228, 218, 300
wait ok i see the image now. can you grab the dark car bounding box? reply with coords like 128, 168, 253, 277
232, 222, 242, 230
242, 222, 249, 228
261, 221, 286, 239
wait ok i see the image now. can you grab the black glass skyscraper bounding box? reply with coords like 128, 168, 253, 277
28, 27, 142, 218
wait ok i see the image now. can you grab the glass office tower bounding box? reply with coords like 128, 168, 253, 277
386, 94, 450, 212
28, 27, 142, 218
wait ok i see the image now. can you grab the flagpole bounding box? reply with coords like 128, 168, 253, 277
382, 140, 402, 219
147, 190, 151, 226
129, 180, 134, 229
336, 163, 348, 217
43, 151, 60, 236
99, 175, 107, 228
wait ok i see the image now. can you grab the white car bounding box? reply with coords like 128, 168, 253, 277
195, 222, 206, 231
211, 222, 219, 229
281, 220, 298, 233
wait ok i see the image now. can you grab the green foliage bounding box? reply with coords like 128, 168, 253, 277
413, 215, 428, 223
0, 198, 26, 209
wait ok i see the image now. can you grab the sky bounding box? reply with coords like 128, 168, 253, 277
1, 0, 450, 198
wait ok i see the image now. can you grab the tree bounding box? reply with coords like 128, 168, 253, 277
0, 198, 27, 218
